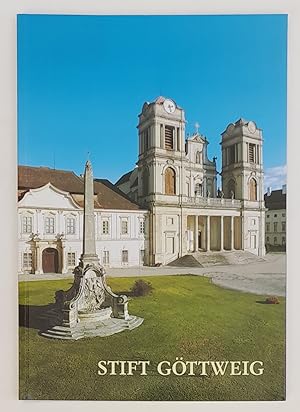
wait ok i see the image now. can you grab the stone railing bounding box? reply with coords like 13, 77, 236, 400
153, 194, 241, 208
181, 196, 241, 208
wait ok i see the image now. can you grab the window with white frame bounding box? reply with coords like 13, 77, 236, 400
67, 252, 76, 266
45, 216, 55, 234
139, 219, 145, 234
22, 215, 33, 233
121, 218, 129, 235
23, 252, 32, 270
102, 220, 109, 235
103, 250, 109, 265
66, 217, 76, 235
122, 250, 128, 263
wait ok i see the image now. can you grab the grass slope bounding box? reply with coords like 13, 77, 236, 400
19, 275, 285, 401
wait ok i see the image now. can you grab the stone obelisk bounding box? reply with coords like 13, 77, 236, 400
41, 160, 143, 340
81, 160, 99, 265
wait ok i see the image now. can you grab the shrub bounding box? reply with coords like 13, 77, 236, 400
131, 279, 153, 297
265, 296, 280, 304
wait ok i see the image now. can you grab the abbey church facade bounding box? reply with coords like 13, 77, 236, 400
116, 96, 266, 266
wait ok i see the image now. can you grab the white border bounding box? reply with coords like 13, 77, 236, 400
1, 1, 299, 411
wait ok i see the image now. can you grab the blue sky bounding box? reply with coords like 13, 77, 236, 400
17, 14, 287, 189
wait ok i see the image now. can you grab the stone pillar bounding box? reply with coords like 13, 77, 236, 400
61, 242, 68, 274
194, 215, 199, 252
206, 216, 210, 251
81, 160, 99, 265
220, 216, 224, 251
35, 244, 42, 274
231, 216, 235, 250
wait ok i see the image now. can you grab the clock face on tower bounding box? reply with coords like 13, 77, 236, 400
163, 99, 176, 114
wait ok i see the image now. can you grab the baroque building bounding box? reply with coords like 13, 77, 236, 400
264, 186, 286, 250
116, 96, 266, 265
18, 166, 147, 274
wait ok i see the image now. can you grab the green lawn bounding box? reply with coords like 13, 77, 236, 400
19, 275, 285, 401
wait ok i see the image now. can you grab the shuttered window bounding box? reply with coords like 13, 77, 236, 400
165, 126, 174, 150
249, 144, 255, 163
165, 167, 176, 195
249, 178, 257, 201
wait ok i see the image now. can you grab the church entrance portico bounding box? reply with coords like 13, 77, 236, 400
187, 214, 241, 253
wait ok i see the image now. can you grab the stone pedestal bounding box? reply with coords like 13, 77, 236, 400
40, 160, 143, 340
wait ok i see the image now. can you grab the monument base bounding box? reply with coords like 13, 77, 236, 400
40, 307, 143, 340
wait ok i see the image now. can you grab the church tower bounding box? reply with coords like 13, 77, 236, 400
221, 118, 264, 202
137, 96, 186, 205
221, 119, 265, 256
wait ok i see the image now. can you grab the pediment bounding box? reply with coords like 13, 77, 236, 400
18, 183, 80, 210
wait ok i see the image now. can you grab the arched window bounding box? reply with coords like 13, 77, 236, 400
249, 178, 257, 201
195, 151, 201, 164
227, 179, 236, 199
195, 183, 203, 197
142, 167, 149, 196
165, 167, 176, 195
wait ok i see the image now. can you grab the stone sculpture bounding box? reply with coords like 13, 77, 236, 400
41, 160, 143, 339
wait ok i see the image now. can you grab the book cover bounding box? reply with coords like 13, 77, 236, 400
18, 14, 287, 401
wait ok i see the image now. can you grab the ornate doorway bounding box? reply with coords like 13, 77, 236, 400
42, 248, 59, 273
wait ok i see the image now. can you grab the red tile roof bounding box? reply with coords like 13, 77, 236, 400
18, 165, 142, 211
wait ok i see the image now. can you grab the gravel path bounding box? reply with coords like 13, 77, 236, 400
19, 253, 286, 297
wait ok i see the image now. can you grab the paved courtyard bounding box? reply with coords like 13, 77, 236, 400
19, 253, 286, 297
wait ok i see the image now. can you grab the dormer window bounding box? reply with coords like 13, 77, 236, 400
165, 126, 174, 150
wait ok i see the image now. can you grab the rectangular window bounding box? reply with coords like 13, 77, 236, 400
67, 252, 76, 266
139, 219, 145, 234
274, 214, 277, 218
66, 217, 75, 234
249, 143, 255, 163
121, 219, 128, 235
102, 220, 109, 235
274, 222, 278, 232
23, 252, 32, 269
103, 250, 109, 265
282, 222, 286, 232
266, 223, 270, 232
228, 145, 235, 164
22, 216, 33, 233
45, 217, 55, 234
122, 250, 128, 263
140, 249, 145, 264
165, 126, 174, 150
282, 237, 286, 245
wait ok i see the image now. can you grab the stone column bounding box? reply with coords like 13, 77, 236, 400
194, 215, 199, 252
81, 160, 99, 265
35, 244, 42, 274
220, 216, 224, 251
61, 242, 68, 274
231, 216, 235, 250
206, 216, 210, 251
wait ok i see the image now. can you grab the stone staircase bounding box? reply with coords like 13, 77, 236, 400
40, 308, 143, 340
167, 250, 265, 268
